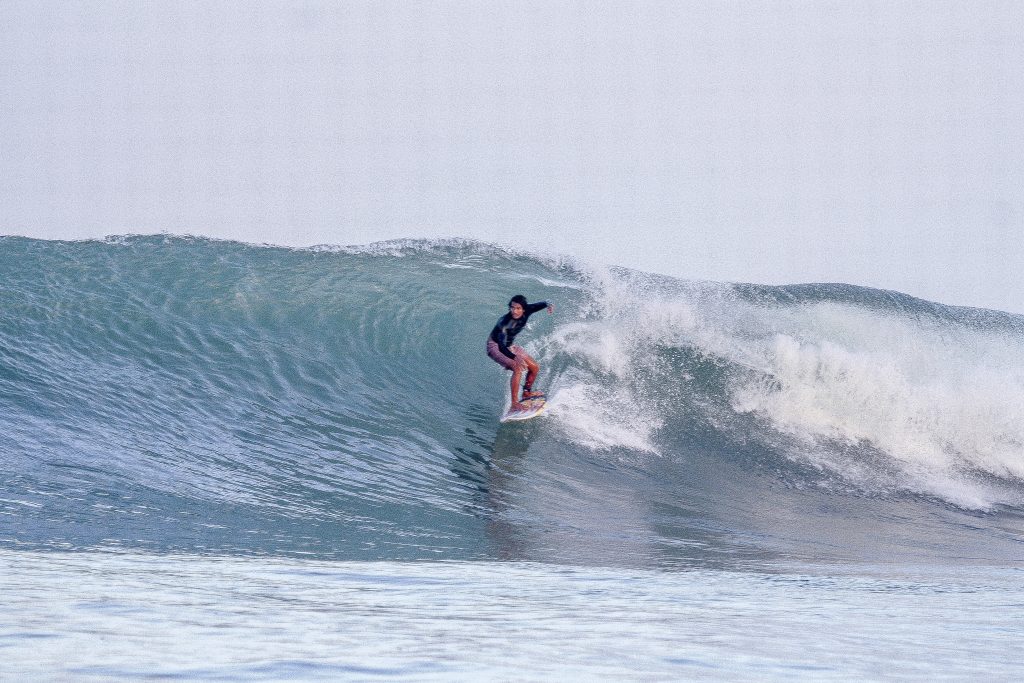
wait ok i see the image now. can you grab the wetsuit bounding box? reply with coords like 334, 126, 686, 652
489, 301, 548, 360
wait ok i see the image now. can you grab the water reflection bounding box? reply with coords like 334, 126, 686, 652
483, 423, 535, 561
478, 419, 778, 571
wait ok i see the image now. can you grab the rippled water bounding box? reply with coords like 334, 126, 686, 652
3, 550, 1021, 681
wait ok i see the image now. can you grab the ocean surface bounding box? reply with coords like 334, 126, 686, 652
2, 235, 1023, 680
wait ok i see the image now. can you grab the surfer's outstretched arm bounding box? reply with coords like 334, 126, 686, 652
524, 301, 552, 316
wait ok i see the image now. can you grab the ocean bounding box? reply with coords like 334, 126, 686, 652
2, 235, 1022, 680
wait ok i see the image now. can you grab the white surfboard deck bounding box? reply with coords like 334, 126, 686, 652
500, 397, 546, 423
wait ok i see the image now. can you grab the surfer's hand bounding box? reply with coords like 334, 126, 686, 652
547, 304, 554, 314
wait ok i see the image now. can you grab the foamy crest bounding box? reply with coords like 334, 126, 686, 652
546, 379, 662, 454
726, 304, 1024, 508
548, 322, 634, 379
536, 278, 670, 453
570, 267, 1024, 508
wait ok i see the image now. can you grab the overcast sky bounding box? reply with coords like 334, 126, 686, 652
2, 1, 1023, 312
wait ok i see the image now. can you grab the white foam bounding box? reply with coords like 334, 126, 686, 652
546, 380, 662, 454
567, 269, 1024, 509
721, 304, 1024, 507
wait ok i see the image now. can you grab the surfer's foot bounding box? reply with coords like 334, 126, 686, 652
522, 390, 544, 399
511, 401, 528, 412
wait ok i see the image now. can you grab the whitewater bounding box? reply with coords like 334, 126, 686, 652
3, 235, 1023, 679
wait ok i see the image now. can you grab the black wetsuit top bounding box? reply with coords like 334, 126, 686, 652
489, 302, 548, 359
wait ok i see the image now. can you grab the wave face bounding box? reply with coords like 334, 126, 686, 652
3, 235, 1024, 567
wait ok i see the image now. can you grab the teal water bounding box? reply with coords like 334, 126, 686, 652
2, 235, 1023, 678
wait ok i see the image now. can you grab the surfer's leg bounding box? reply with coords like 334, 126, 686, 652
494, 344, 530, 410
509, 365, 526, 410
501, 345, 528, 409
521, 353, 542, 397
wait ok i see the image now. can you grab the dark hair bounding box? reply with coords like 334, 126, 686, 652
508, 294, 528, 308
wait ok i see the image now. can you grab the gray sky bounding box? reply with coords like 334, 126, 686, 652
2, 1, 1023, 312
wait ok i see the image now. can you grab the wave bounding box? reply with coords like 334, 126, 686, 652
2, 235, 1023, 564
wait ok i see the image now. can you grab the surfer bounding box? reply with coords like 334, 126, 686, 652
488, 295, 554, 412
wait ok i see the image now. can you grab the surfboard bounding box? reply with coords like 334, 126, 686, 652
500, 396, 546, 423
